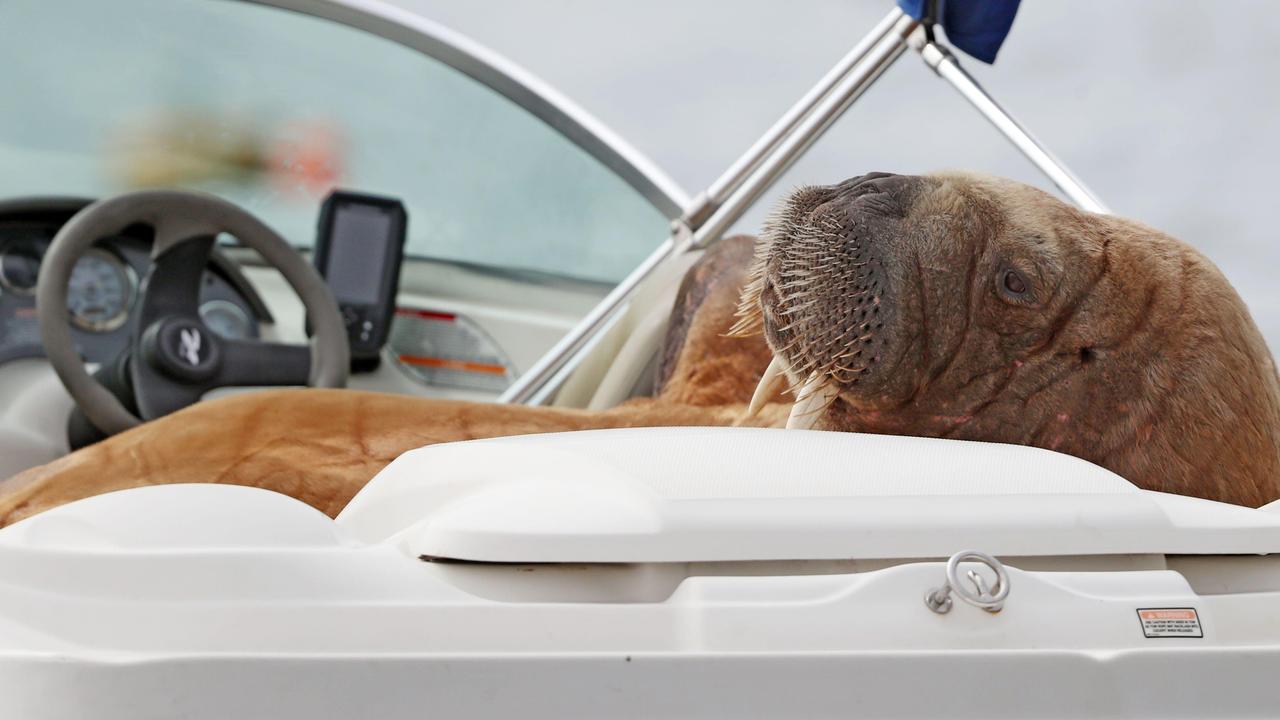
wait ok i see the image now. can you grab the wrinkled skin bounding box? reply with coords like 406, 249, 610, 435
737, 171, 1280, 506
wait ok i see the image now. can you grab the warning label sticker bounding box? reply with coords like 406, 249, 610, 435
1137, 608, 1203, 638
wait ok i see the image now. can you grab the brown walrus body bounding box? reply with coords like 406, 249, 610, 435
2, 171, 1278, 525
738, 171, 1280, 506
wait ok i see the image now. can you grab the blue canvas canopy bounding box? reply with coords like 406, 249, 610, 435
897, 0, 1021, 63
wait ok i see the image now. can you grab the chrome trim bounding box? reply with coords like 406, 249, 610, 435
198, 299, 255, 340
67, 247, 137, 334
690, 14, 919, 249
0, 247, 39, 296
912, 36, 1109, 214
680, 8, 907, 230
243, 0, 690, 218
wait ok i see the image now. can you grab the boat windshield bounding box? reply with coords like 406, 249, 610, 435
0, 0, 671, 283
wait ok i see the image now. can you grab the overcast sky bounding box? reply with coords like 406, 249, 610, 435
394, 0, 1280, 348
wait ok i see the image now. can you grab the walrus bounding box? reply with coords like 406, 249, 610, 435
1, 171, 1277, 526
736, 171, 1280, 506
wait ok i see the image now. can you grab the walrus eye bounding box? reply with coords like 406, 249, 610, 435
1001, 269, 1029, 296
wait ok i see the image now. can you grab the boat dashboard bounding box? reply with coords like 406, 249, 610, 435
0, 199, 268, 366
0, 194, 617, 479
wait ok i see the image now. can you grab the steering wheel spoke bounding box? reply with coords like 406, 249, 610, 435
150, 214, 221, 260
136, 234, 215, 324
215, 338, 313, 388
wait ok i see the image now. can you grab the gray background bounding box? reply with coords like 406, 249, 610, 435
395, 0, 1280, 349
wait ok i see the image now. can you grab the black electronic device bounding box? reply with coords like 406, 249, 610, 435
312, 190, 407, 370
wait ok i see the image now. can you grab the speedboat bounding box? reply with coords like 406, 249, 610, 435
2, 1, 1278, 717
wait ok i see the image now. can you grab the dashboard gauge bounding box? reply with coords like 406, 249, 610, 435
199, 299, 253, 340
66, 248, 135, 332
0, 244, 42, 295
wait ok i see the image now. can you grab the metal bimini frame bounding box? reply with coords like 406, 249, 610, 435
499, 6, 1109, 404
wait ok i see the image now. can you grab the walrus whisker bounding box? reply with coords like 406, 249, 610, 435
780, 302, 820, 316
726, 318, 761, 338
786, 373, 839, 430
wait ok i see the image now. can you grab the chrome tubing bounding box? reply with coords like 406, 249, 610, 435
913, 38, 1110, 214
681, 7, 907, 230
500, 12, 918, 405
692, 13, 919, 248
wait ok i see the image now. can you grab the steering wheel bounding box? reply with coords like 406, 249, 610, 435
37, 190, 349, 437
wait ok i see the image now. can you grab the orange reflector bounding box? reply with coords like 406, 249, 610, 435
396, 308, 456, 322
396, 355, 507, 376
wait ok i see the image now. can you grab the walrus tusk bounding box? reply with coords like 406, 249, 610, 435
786, 372, 839, 430
746, 356, 788, 418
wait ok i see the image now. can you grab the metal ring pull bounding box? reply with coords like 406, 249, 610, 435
924, 550, 1010, 614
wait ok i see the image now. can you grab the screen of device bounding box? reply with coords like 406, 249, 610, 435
324, 202, 393, 305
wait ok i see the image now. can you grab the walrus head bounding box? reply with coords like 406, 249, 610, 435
735, 171, 1280, 506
